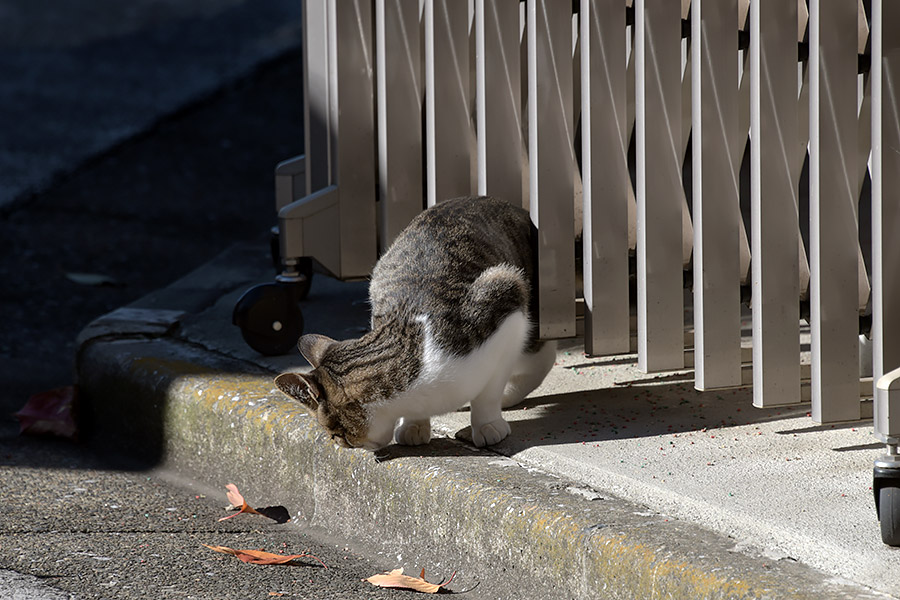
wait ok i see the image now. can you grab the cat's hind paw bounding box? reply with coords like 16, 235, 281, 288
472, 418, 511, 447
395, 419, 432, 446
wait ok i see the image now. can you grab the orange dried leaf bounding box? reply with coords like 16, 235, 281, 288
365, 568, 454, 594
202, 545, 327, 568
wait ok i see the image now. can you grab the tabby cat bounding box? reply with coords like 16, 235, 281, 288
274, 196, 556, 451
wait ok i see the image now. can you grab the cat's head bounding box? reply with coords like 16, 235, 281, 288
274, 334, 385, 451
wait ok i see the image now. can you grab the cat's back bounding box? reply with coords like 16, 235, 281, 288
368, 197, 535, 354
370, 196, 533, 302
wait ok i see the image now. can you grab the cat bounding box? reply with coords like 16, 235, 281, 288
274, 196, 557, 451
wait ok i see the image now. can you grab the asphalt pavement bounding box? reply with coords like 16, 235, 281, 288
0, 419, 457, 600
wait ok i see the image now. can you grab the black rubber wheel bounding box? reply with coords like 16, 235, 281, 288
879, 486, 900, 546
232, 282, 304, 356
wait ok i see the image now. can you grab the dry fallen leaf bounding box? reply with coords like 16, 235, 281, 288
203, 545, 327, 568
219, 484, 290, 524
220, 483, 261, 520
15, 386, 78, 440
365, 568, 455, 594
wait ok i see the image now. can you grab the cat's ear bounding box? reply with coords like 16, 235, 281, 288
274, 372, 322, 412
298, 334, 337, 368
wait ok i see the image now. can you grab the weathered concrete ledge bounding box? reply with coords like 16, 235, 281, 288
76, 331, 882, 599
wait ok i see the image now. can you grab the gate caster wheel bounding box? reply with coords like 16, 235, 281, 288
233, 280, 305, 356
874, 458, 900, 546
878, 485, 900, 546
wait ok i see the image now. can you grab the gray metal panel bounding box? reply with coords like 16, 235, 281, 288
872, 0, 900, 439
635, 0, 684, 372
750, 0, 801, 407
691, 0, 743, 390
334, 0, 378, 278
425, 0, 472, 206
808, 0, 861, 423
475, 0, 522, 206
295, 0, 377, 279
275, 155, 306, 213
304, 0, 331, 195
279, 186, 342, 278
376, 0, 424, 252
527, 0, 576, 340
581, 0, 630, 356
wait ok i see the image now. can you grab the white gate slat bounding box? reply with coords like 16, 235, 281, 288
635, 0, 685, 372
872, 0, 900, 440
857, 4, 873, 313
581, 0, 630, 356
680, 40, 695, 270
626, 18, 637, 255
476, 0, 522, 206
527, 0, 576, 339
809, 0, 861, 423
750, 0, 801, 407
425, 0, 472, 207
691, 0, 742, 390
738, 14, 752, 287
376, 0, 424, 252
796, 3, 812, 307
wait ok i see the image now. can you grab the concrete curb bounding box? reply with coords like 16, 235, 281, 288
75, 250, 885, 599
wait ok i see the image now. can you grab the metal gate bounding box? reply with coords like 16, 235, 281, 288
243, 0, 900, 542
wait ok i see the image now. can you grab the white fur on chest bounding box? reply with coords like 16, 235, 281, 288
373, 311, 530, 424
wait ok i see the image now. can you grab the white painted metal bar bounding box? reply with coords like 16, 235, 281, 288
691, 0, 743, 390
476, 0, 522, 206
626, 18, 637, 255
809, 0, 861, 423
376, 0, 424, 253
737, 4, 752, 287
635, 0, 684, 372
581, 0, 630, 356
750, 0, 801, 407
857, 6, 873, 314
680, 39, 695, 270
425, 0, 472, 206
872, 0, 900, 441
796, 3, 812, 306
527, 0, 576, 339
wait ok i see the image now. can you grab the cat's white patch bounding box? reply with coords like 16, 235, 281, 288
502, 339, 557, 408
368, 311, 530, 447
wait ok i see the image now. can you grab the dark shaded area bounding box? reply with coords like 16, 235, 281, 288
0, 53, 303, 439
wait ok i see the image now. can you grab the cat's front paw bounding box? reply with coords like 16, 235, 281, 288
472, 418, 511, 447
395, 419, 432, 446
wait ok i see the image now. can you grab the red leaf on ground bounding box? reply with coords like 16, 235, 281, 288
365, 568, 455, 594
203, 545, 327, 568
15, 386, 78, 440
